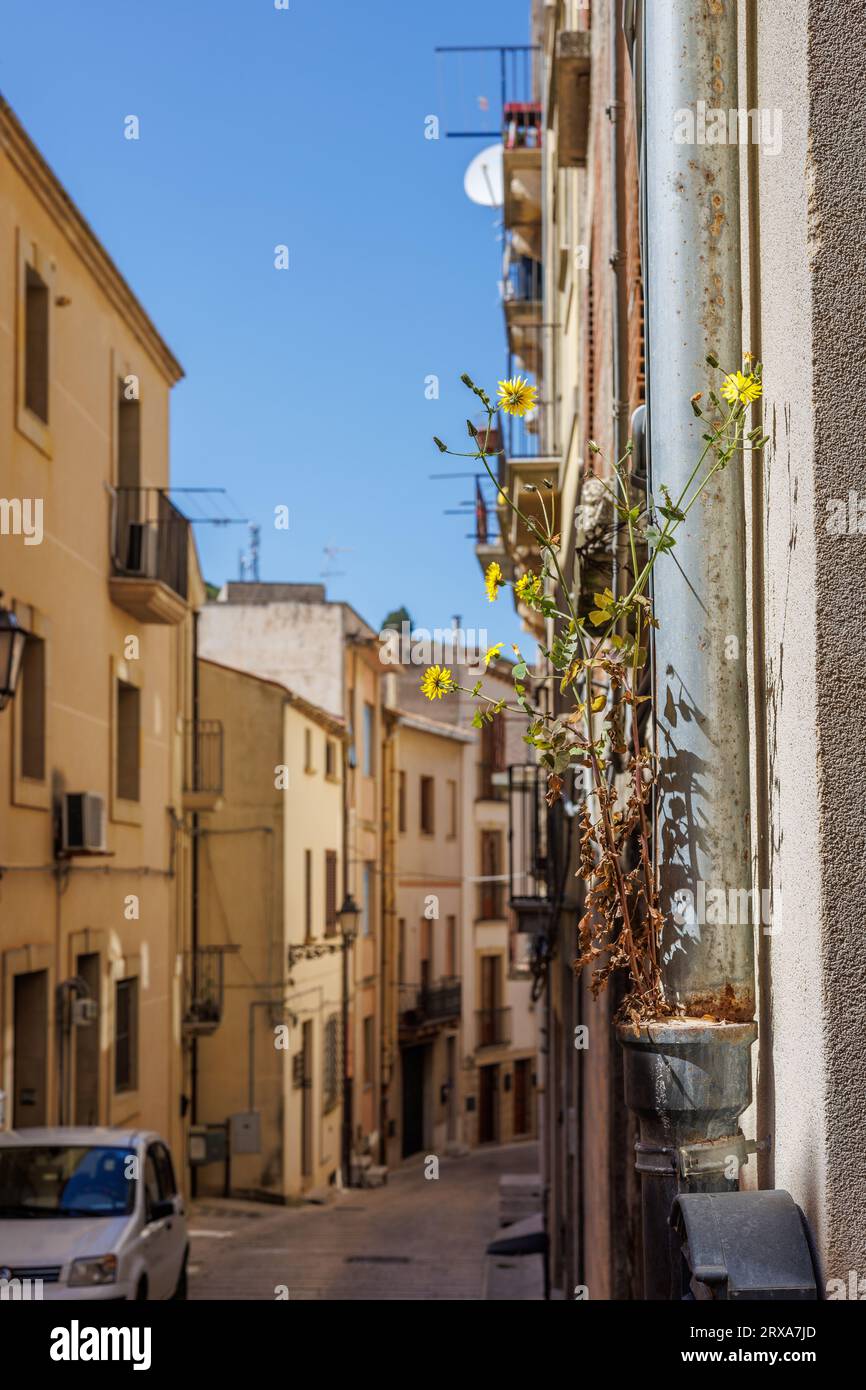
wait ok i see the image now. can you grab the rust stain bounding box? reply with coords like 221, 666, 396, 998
684, 983, 755, 1023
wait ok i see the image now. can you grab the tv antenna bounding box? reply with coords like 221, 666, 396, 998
321, 543, 351, 579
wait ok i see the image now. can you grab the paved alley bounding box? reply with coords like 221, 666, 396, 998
188, 1142, 540, 1301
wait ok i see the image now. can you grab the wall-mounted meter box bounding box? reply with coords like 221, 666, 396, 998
188, 1124, 227, 1168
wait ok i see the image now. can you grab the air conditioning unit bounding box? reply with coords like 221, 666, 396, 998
123, 521, 158, 577
61, 792, 107, 855
70, 997, 98, 1027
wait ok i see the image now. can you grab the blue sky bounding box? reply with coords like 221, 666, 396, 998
1, 0, 528, 647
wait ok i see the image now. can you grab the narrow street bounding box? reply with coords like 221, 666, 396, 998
188, 1142, 540, 1301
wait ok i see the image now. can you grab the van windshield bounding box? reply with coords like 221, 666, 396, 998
0, 1146, 136, 1217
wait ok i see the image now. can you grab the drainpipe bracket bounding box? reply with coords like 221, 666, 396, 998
678, 1133, 769, 1181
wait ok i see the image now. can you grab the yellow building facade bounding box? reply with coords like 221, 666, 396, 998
0, 95, 200, 1168
194, 659, 346, 1198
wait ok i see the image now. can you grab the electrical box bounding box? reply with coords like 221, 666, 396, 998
671, 1190, 820, 1301
229, 1111, 261, 1155
188, 1124, 227, 1168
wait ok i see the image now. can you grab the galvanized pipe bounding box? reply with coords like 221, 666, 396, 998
644, 0, 754, 1020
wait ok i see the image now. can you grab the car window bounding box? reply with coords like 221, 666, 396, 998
152, 1142, 176, 1198
0, 1146, 135, 1217
144, 1151, 161, 1214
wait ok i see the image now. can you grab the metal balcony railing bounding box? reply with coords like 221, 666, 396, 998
476, 1007, 512, 1048
110, 487, 190, 600
183, 720, 224, 797
503, 101, 542, 150
182, 945, 238, 1037
399, 978, 462, 1030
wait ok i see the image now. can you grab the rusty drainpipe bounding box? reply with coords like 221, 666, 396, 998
617, 0, 759, 1300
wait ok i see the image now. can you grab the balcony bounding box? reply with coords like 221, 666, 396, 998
549, 31, 591, 169
182, 945, 238, 1038
399, 978, 462, 1038
476, 881, 507, 922
477, 761, 508, 802
109, 487, 190, 625
502, 245, 544, 371
183, 719, 224, 812
476, 1007, 512, 1049
503, 103, 542, 253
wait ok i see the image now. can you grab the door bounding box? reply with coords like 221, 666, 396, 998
75, 953, 100, 1125
513, 1058, 530, 1136
446, 1036, 457, 1143
480, 955, 500, 1047
479, 1063, 500, 1143
151, 1141, 185, 1294
13, 970, 48, 1126
401, 1045, 425, 1157
141, 1146, 174, 1299
301, 1021, 314, 1180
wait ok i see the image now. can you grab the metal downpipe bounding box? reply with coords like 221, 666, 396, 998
617, 0, 758, 1299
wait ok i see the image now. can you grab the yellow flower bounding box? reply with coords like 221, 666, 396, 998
720, 370, 762, 406
485, 560, 504, 602
483, 642, 503, 668
514, 570, 543, 604
497, 376, 538, 417
421, 665, 454, 701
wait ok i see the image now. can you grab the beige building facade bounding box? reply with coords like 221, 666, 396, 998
0, 95, 200, 1172
198, 584, 385, 1172
194, 659, 346, 1199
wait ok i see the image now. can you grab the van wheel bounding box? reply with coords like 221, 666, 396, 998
171, 1252, 189, 1300
136, 1276, 148, 1301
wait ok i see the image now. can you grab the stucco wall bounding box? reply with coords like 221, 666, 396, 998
754, 0, 866, 1280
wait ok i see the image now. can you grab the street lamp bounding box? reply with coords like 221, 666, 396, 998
337, 893, 361, 1187
0, 599, 29, 712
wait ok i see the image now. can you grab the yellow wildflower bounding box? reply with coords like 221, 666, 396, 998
483, 642, 503, 668
485, 560, 504, 602
514, 571, 543, 604
421, 665, 454, 701
720, 370, 762, 406
497, 376, 538, 417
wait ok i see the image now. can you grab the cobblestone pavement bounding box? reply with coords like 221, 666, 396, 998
188, 1141, 540, 1301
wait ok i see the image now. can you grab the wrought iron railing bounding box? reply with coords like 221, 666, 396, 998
110, 487, 190, 599
398, 978, 462, 1028
183, 720, 224, 797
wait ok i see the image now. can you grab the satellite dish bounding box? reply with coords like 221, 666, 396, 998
464, 143, 504, 208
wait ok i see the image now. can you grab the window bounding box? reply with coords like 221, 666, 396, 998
19, 634, 46, 781
325, 850, 338, 935
325, 737, 337, 779
304, 727, 314, 773
363, 1015, 374, 1085
304, 849, 313, 939
116, 680, 140, 802
323, 1015, 339, 1112
398, 770, 406, 833
447, 779, 457, 838
446, 915, 457, 977
420, 775, 435, 835
363, 702, 375, 777
478, 831, 505, 918
362, 862, 374, 937
117, 380, 140, 490
114, 977, 138, 1092
24, 264, 49, 423
151, 1141, 177, 1198
420, 918, 433, 991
